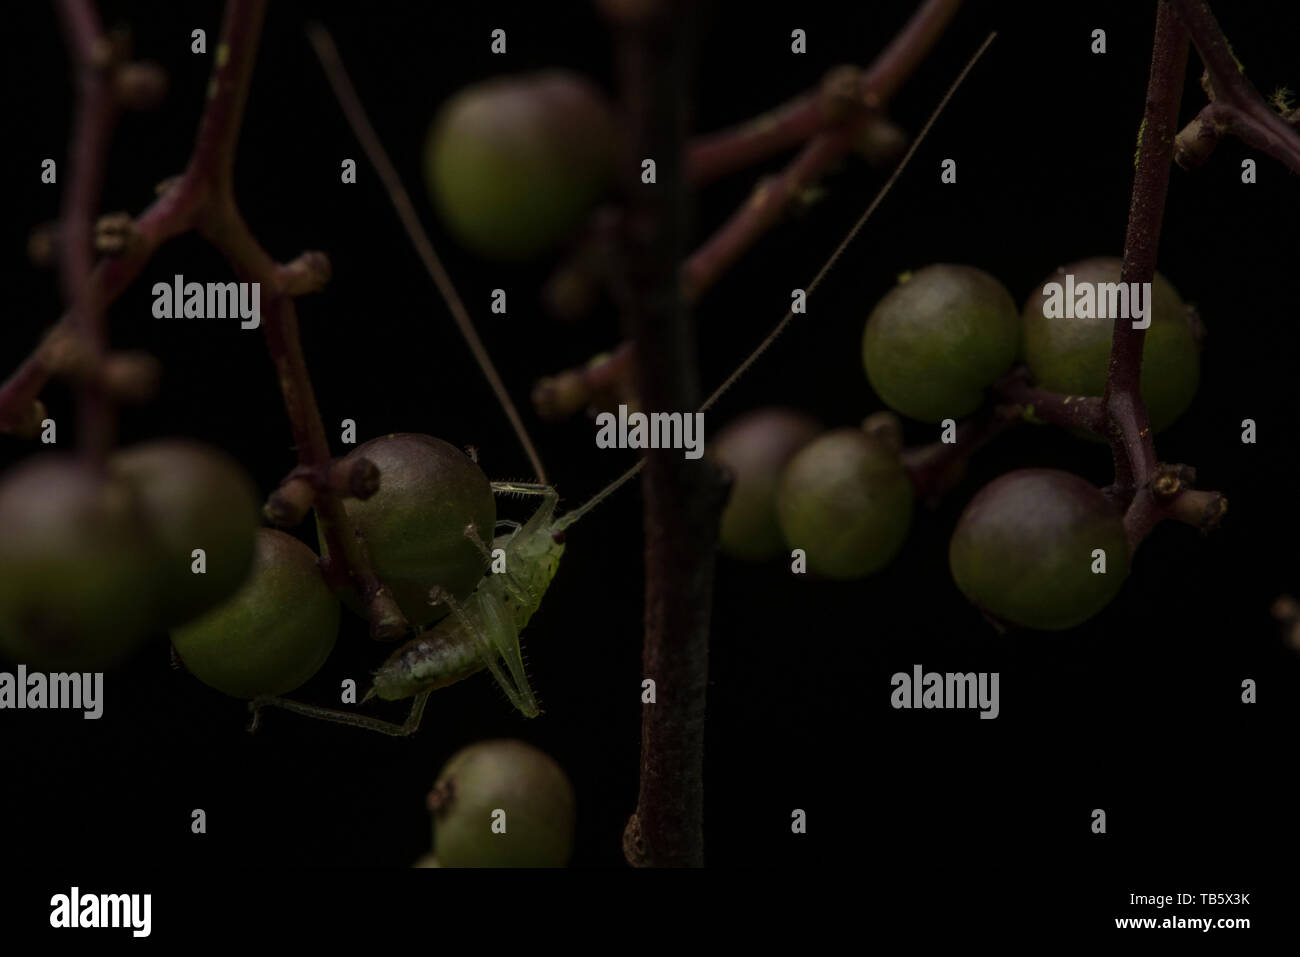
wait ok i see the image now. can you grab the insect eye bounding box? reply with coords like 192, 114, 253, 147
551, 529, 566, 545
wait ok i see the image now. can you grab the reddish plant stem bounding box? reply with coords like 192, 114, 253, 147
1123, 478, 1226, 548
186, 5, 263, 185
532, 341, 634, 422
901, 406, 1018, 501
54, 0, 120, 462
192, 3, 404, 639
686, 0, 963, 183
686, 90, 826, 186
681, 131, 851, 301
1171, 0, 1300, 174
609, 0, 723, 869
0, 180, 198, 433
993, 368, 1107, 433
0, 1, 255, 430
1105, 2, 1228, 546
2, 0, 278, 421
1107, 2, 1187, 496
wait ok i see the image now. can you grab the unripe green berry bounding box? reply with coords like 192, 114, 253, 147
776, 428, 913, 579
424, 71, 616, 260
949, 468, 1129, 631
1022, 257, 1200, 434
710, 408, 823, 561
430, 739, 576, 868
0, 456, 163, 669
111, 440, 260, 628
330, 434, 495, 627
170, 528, 339, 698
862, 264, 1021, 423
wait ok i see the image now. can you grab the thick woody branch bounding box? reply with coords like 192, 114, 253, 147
608, 0, 723, 869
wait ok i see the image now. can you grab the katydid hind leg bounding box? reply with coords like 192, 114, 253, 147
431, 585, 540, 718
477, 594, 541, 718
248, 691, 430, 737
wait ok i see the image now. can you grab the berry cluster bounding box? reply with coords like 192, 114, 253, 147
712, 258, 1203, 630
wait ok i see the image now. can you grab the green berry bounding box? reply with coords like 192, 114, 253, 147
776, 428, 913, 579
329, 434, 495, 627
111, 440, 260, 628
710, 408, 823, 561
949, 468, 1129, 631
170, 528, 339, 698
430, 739, 576, 868
1022, 257, 1200, 433
424, 71, 616, 260
0, 456, 163, 669
862, 264, 1021, 423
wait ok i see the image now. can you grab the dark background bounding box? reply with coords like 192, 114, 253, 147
3, 0, 1298, 921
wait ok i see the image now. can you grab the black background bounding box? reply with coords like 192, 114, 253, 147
3, 0, 1298, 933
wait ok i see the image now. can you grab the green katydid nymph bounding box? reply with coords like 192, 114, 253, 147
251, 470, 633, 736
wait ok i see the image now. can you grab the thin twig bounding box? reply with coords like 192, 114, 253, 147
1106, 1, 1187, 494
993, 368, 1107, 434
1108, 1, 1226, 547
686, 0, 963, 182
901, 406, 1018, 501
190, 2, 406, 640
53, 0, 119, 462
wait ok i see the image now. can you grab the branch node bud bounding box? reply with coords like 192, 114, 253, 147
115, 61, 168, 110
861, 410, 904, 454
366, 586, 408, 641
533, 370, 590, 422
820, 65, 864, 122
330, 456, 380, 500
0, 399, 48, 440
94, 212, 141, 256
852, 116, 909, 168
27, 222, 59, 267
1173, 110, 1220, 170
264, 476, 316, 526
280, 251, 332, 296
154, 174, 183, 197
1151, 463, 1196, 501
100, 351, 161, 403
45, 325, 96, 378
